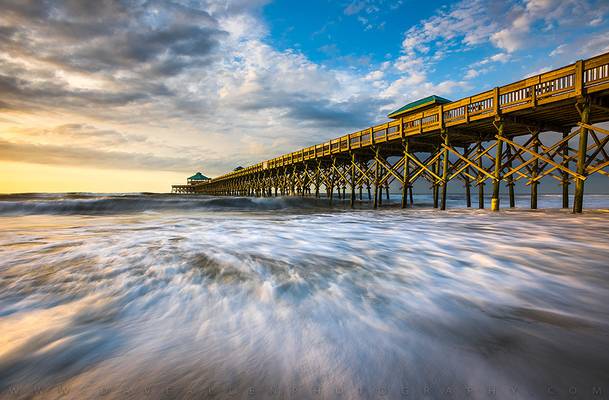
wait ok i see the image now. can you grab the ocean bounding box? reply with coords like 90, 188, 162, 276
1, 193, 609, 399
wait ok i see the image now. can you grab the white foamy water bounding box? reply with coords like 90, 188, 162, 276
1, 193, 609, 399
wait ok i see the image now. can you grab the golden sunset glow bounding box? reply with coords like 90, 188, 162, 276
0, 162, 186, 193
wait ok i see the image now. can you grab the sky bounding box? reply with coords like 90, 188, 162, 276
1, 0, 608, 193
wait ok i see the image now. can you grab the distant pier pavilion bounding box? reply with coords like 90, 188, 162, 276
171, 172, 210, 194
172, 51, 609, 213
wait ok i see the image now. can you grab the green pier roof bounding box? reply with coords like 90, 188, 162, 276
387, 95, 452, 119
188, 172, 209, 181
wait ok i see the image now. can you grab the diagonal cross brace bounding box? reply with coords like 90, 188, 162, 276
375, 156, 405, 186
497, 135, 586, 181
443, 144, 496, 182
406, 151, 443, 183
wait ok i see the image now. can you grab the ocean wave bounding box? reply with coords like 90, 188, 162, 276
1, 204, 609, 398
5, 192, 608, 216
0, 193, 331, 215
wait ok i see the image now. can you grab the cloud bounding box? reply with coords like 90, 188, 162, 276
465, 53, 511, 77
401, 0, 609, 59
1, 0, 608, 182
318, 44, 340, 57
0, 138, 217, 172
0, 99, 14, 110
590, 16, 603, 26
342, 0, 388, 31
464, 53, 509, 80
0, 0, 227, 116
393, 0, 609, 99
381, 74, 468, 113
0, 0, 390, 162
524, 66, 552, 77
578, 32, 609, 57
490, 0, 609, 53
212, 39, 389, 134
550, 44, 567, 57
465, 69, 480, 79
13, 124, 148, 147
0, 73, 151, 112
357, 16, 373, 31
344, 1, 367, 15
488, 53, 511, 63
401, 0, 504, 57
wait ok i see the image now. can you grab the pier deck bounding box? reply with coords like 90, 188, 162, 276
180, 52, 609, 212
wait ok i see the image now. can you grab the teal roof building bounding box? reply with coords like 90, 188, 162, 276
187, 172, 210, 184
388, 95, 452, 119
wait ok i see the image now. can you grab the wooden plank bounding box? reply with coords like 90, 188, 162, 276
579, 122, 609, 136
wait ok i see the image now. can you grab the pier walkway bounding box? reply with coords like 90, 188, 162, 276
176, 51, 609, 212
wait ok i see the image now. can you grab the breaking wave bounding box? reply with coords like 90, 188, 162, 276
0, 193, 329, 215
3, 193, 609, 216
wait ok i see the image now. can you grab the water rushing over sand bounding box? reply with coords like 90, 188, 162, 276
1, 194, 609, 399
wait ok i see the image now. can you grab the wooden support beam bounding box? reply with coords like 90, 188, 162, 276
531, 130, 540, 209
506, 145, 515, 208
441, 134, 449, 210
502, 115, 566, 136
330, 158, 336, 205
353, 160, 374, 184
562, 131, 570, 209
385, 180, 390, 202
406, 151, 443, 184
350, 153, 356, 208
402, 139, 409, 208
590, 103, 609, 114
498, 136, 585, 181
444, 144, 496, 182
315, 161, 321, 197
478, 139, 485, 209
586, 159, 609, 175
491, 120, 504, 211
588, 131, 609, 165
525, 129, 581, 179
574, 101, 590, 213
378, 160, 383, 207
375, 156, 405, 186
373, 151, 379, 209
433, 148, 440, 208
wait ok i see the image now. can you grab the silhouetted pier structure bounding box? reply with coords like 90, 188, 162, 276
171, 172, 210, 194
175, 51, 609, 212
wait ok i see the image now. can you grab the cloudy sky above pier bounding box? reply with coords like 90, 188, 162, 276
1, 0, 609, 192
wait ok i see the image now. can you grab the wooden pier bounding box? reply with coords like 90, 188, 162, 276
171, 184, 197, 194
171, 172, 210, 194
178, 51, 609, 212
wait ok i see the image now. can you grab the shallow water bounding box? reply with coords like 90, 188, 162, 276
1, 194, 609, 399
